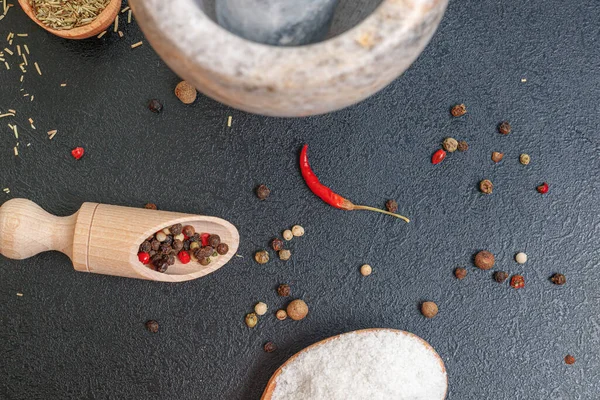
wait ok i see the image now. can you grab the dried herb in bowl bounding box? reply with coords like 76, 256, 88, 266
29, 0, 110, 30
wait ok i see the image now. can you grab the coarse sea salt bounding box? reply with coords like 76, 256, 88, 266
272, 330, 447, 400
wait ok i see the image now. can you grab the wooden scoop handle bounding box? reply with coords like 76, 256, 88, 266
0, 198, 79, 260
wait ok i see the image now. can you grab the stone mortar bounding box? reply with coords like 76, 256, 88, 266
130, 0, 448, 117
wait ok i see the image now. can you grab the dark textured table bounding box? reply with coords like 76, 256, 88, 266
1, 1, 599, 399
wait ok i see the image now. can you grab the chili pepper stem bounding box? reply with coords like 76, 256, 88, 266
351, 205, 410, 223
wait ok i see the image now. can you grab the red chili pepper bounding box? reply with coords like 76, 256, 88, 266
138, 252, 150, 265
537, 182, 549, 194
178, 251, 191, 264
71, 147, 84, 160
431, 149, 446, 165
201, 233, 210, 246
299, 144, 409, 222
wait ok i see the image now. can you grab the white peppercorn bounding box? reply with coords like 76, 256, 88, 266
442, 137, 458, 152
291, 225, 304, 237
279, 249, 291, 261
360, 264, 372, 276
520, 154, 530, 165
283, 230, 293, 241
515, 252, 528, 264
155, 232, 167, 242
254, 302, 268, 316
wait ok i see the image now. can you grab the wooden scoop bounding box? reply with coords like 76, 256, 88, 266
18, 0, 121, 40
261, 328, 448, 400
0, 199, 239, 282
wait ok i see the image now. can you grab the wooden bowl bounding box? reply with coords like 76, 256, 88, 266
18, 0, 121, 39
261, 328, 448, 400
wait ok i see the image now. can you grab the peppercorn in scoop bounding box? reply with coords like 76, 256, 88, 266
137, 224, 230, 273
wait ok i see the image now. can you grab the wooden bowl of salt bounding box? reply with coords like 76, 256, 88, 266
18, 0, 121, 39
262, 328, 448, 400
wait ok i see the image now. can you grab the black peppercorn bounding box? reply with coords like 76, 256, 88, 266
148, 250, 156, 257
139, 241, 152, 253
550, 273, 566, 285
145, 320, 159, 333
457, 140, 469, 152
263, 342, 277, 353
163, 235, 173, 246
199, 257, 211, 266
154, 258, 169, 273
498, 121, 512, 135
159, 243, 172, 255
256, 184, 271, 200
151, 254, 162, 265
144, 203, 158, 210
167, 254, 176, 266
217, 243, 229, 255
196, 246, 213, 259
277, 284, 291, 297
494, 271, 509, 283
451, 104, 467, 117
189, 233, 200, 243
151, 240, 161, 251
271, 238, 284, 251
170, 223, 183, 236
208, 234, 221, 248
182, 225, 195, 238
148, 99, 163, 113
172, 239, 184, 252
385, 200, 398, 213
183, 240, 191, 251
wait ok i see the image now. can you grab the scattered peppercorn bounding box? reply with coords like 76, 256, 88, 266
175, 80, 197, 104
147, 99, 163, 113
245, 313, 258, 328
283, 229, 293, 241
145, 320, 159, 333
277, 284, 291, 297
454, 267, 467, 280
144, 203, 158, 210
515, 252, 528, 264
431, 149, 446, 165
385, 200, 398, 213
498, 121, 512, 135
276, 309, 287, 320
564, 355, 575, 365
254, 302, 268, 316
442, 137, 459, 152
510, 274, 525, 289
255, 250, 269, 264
550, 273, 566, 285
360, 264, 372, 276
271, 238, 284, 251
278, 249, 291, 261
474, 250, 495, 270
71, 147, 84, 160
491, 152, 504, 163
264, 341, 277, 353
217, 243, 229, 255
520, 153, 530, 165
479, 179, 493, 194
457, 140, 469, 152
255, 184, 271, 200
287, 299, 309, 321
494, 271, 509, 283
537, 182, 549, 194
421, 301, 438, 318
292, 225, 305, 237
450, 104, 467, 117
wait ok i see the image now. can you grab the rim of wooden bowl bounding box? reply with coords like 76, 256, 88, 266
18, 0, 121, 40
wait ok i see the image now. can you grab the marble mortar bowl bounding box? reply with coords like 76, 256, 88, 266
130, 0, 448, 117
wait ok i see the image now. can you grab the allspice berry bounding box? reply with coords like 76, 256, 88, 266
457, 140, 469, 152
491, 152, 504, 163
255, 250, 269, 264
144, 203, 158, 210
442, 137, 459, 152
256, 184, 270, 200
145, 320, 159, 333
245, 313, 258, 328
498, 121, 512, 135
550, 273, 566, 285
278, 249, 291, 261
263, 342, 277, 353
479, 179, 493, 194
287, 299, 309, 321
454, 267, 467, 280
421, 301, 438, 318
276, 309, 288, 320
271, 238, 284, 251
564, 355, 576, 365
174, 80, 197, 104
451, 104, 467, 117
474, 250, 495, 270
520, 153, 531, 165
